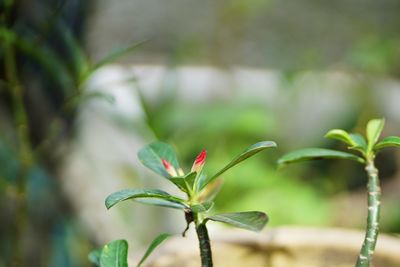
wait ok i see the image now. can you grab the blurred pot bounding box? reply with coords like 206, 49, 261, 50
146, 226, 400, 267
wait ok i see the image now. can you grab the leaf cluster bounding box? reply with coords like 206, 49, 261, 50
94, 141, 276, 266
106, 141, 275, 224
278, 118, 400, 167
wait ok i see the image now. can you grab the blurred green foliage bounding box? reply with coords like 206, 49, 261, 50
137, 86, 329, 226
134, 70, 400, 230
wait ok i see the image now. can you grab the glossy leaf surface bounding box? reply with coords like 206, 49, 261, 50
325, 129, 355, 146
349, 133, 368, 153
375, 136, 400, 151
138, 142, 180, 179
206, 211, 268, 232
100, 240, 128, 267
167, 177, 187, 192
183, 172, 197, 189
134, 198, 188, 210
137, 233, 172, 267
278, 148, 365, 167
200, 141, 277, 190
366, 118, 385, 151
105, 189, 187, 209
169, 172, 197, 193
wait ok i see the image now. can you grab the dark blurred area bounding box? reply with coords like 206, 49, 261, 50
1, 0, 93, 266
1, 0, 400, 266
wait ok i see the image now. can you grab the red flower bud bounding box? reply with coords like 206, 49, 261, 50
191, 150, 207, 173
162, 159, 178, 177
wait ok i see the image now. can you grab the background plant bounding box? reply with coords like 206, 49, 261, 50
89, 141, 276, 267
0, 1, 145, 266
278, 118, 400, 267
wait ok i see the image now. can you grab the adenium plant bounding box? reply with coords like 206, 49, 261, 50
89, 141, 276, 267
278, 118, 400, 267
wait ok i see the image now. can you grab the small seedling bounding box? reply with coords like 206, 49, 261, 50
278, 118, 400, 267
89, 141, 276, 267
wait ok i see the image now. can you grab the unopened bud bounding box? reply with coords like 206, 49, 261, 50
162, 159, 178, 177
191, 150, 207, 173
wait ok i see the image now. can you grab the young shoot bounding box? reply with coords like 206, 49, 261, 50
278, 118, 400, 267
89, 141, 276, 267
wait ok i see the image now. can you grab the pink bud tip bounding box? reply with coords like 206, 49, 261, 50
162, 159, 177, 177
162, 159, 172, 169
191, 150, 207, 173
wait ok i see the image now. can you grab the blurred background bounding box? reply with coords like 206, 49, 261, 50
1, 0, 400, 266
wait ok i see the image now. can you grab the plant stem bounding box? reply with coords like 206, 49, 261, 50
356, 159, 381, 267
195, 222, 213, 267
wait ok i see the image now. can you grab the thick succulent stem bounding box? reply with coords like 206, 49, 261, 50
356, 159, 381, 267
195, 222, 213, 267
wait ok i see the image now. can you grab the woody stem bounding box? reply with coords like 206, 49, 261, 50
195, 222, 213, 267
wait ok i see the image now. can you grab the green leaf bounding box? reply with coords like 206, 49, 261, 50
138, 142, 181, 179
58, 22, 90, 83
375, 136, 400, 151
137, 233, 172, 267
134, 198, 187, 210
82, 40, 147, 83
183, 172, 197, 189
199, 141, 277, 190
88, 248, 102, 266
105, 189, 187, 209
100, 240, 128, 267
205, 211, 268, 232
169, 172, 197, 193
278, 148, 365, 167
194, 173, 208, 193
325, 129, 356, 146
366, 118, 385, 152
190, 201, 214, 213
325, 130, 368, 155
349, 133, 368, 152
167, 177, 186, 192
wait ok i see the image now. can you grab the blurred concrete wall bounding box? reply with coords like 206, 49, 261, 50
86, 0, 400, 69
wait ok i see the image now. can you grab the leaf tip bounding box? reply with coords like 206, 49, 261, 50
260, 140, 277, 148
276, 161, 286, 170
105, 195, 116, 210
